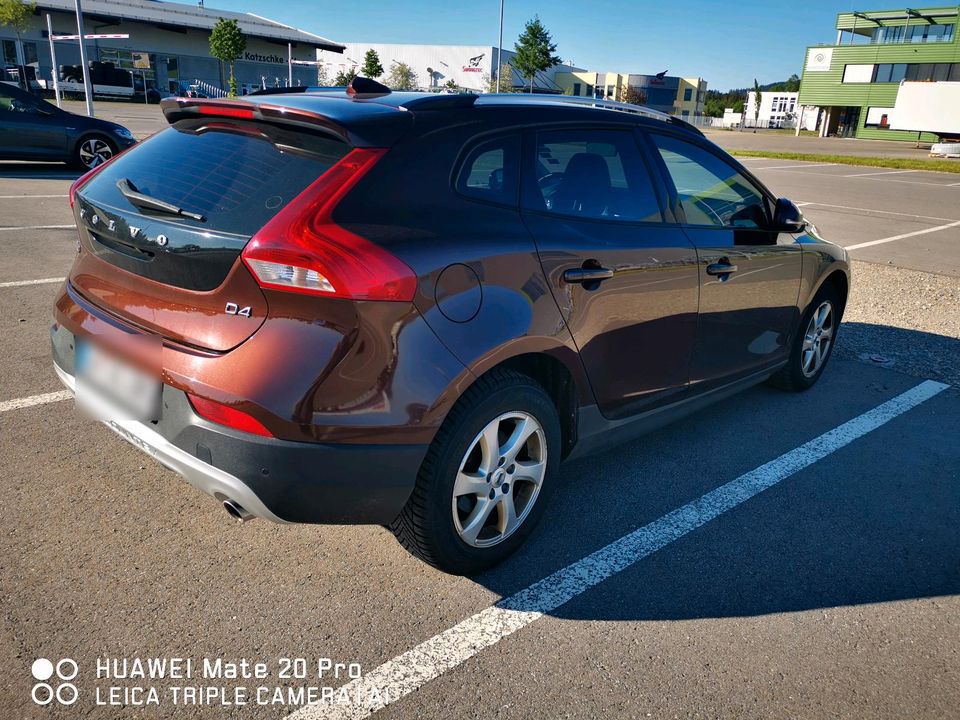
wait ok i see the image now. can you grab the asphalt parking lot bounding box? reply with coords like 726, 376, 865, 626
1, 111, 958, 719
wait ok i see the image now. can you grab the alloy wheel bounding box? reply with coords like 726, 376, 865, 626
78, 138, 114, 169
452, 411, 547, 548
801, 300, 834, 377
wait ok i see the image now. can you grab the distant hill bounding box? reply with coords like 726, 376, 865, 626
703, 75, 800, 117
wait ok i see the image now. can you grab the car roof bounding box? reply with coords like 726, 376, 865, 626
243, 87, 701, 135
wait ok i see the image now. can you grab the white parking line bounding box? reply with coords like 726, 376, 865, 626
0, 277, 65, 288
846, 220, 960, 251
286, 379, 949, 720
0, 390, 72, 413
843, 169, 917, 178
0, 224, 73, 231
753, 163, 838, 170
797, 201, 959, 223
0, 194, 69, 199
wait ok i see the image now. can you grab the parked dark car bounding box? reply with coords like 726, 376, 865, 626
52, 80, 849, 573
0, 82, 136, 168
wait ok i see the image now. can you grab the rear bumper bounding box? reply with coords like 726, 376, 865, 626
52, 326, 426, 525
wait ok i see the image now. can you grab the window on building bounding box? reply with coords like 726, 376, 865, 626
950, 64, 960, 81
906, 23, 955, 43
1, 40, 16, 66
606, 84, 615, 97
842, 64, 875, 83
529, 129, 663, 222
873, 25, 906, 44
682, 110, 690, 117
683, 88, 692, 101
456, 134, 520, 206
873, 63, 908, 82
865, 107, 895, 128
572, 82, 581, 96
586, 84, 594, 98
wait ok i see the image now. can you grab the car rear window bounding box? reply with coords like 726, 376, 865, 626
82, 119, 349, 236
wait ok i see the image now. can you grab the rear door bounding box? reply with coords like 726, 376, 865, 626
0, 84, 66, 158
520, 126, 700, 419
71, 117, 350, 351
645, 131, 803, 391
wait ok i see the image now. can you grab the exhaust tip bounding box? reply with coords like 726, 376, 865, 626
223, 499, 254, 523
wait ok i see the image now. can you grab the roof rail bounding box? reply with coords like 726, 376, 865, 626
399, 93, 479, 110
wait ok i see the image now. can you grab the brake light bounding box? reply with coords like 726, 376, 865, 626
241, 148, 417, 301
197, 104, 255, 120
188, 394, 273, 437
69, 151, 123, 208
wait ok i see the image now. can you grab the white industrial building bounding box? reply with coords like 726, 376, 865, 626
324, 43, 583, 93
743, 91, 820, 131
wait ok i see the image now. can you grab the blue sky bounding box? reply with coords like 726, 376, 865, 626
237, 0, 853, 91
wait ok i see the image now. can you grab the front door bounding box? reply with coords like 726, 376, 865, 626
646, 131, 803, 392
521, 127, 700, 419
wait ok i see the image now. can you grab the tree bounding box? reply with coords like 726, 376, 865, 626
487, 62, 515, 93
209, 18, 246, 96
0, 0, 36, 71
622, 85, 647, 106
512, 16, 561, 93
785, 73, 801, 92
361, 49, 384, 79
752, 78, 762, 132
443, 78, 458, 91
386, 61, 417, 90
334, 67, 357, 86
316, 62, 330, 87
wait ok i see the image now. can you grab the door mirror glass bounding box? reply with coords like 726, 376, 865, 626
774, 198, 806, 232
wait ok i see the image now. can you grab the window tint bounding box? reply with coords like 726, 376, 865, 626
0, 84, 41, 114
650, 133, 768, 229
456, 134, 519, 206
83, 119, 349, 235
530, 129, 662, 222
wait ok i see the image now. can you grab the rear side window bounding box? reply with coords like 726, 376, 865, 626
83, 119, 349, 235
649, 133, 768, 229
456, 134, 520, 206
530, 129, 662, 222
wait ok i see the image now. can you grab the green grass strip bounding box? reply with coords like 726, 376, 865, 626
729, 150, 960, 174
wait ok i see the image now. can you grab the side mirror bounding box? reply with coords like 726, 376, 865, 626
774, 197, 806, 233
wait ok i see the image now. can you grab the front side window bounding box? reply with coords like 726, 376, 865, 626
530, 129, 662, 222
456, 134, 520, 206
650, 133, 768, 230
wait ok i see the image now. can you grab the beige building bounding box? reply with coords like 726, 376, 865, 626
554, 71, 707, 117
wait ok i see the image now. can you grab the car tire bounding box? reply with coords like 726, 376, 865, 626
769, 283, 842, 391
71, 135, 117, 170
391, 368, 561, 575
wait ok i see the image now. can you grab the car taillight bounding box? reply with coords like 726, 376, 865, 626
69, 151, 124, 208
241, 147, 417, 302
188, 394, 273, 437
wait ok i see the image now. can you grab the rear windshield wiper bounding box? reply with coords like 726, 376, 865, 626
116, 178, 206, 222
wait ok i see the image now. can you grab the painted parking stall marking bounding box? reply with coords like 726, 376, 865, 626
0, 277, 65, 288
0, 225, 74, 232
0, 391, 72, 413
286, 379, 949, 720
846, 220, 960, 251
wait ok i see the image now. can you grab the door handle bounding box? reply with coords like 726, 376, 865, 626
562, 267, 615, 284
705, 262, 738, 277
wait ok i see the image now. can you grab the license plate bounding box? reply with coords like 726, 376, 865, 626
76, 339, 161, 422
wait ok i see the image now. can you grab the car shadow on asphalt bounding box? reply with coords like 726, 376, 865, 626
472, 336, 960, 621
0, 162, 82, 180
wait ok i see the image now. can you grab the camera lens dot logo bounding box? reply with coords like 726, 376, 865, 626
31, 658, 78, 706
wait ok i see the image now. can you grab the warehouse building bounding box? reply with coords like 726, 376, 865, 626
327, 43, 583, 93
797, 5, 960, 141
1, 0, 343, 96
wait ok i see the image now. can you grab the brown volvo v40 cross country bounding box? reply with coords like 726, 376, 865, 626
52, 80, 849, 574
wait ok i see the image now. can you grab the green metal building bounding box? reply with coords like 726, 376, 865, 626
798, 6, 960, 141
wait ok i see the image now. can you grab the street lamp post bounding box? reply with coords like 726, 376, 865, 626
496, 0, 504, 92
74, 0, 94, 116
